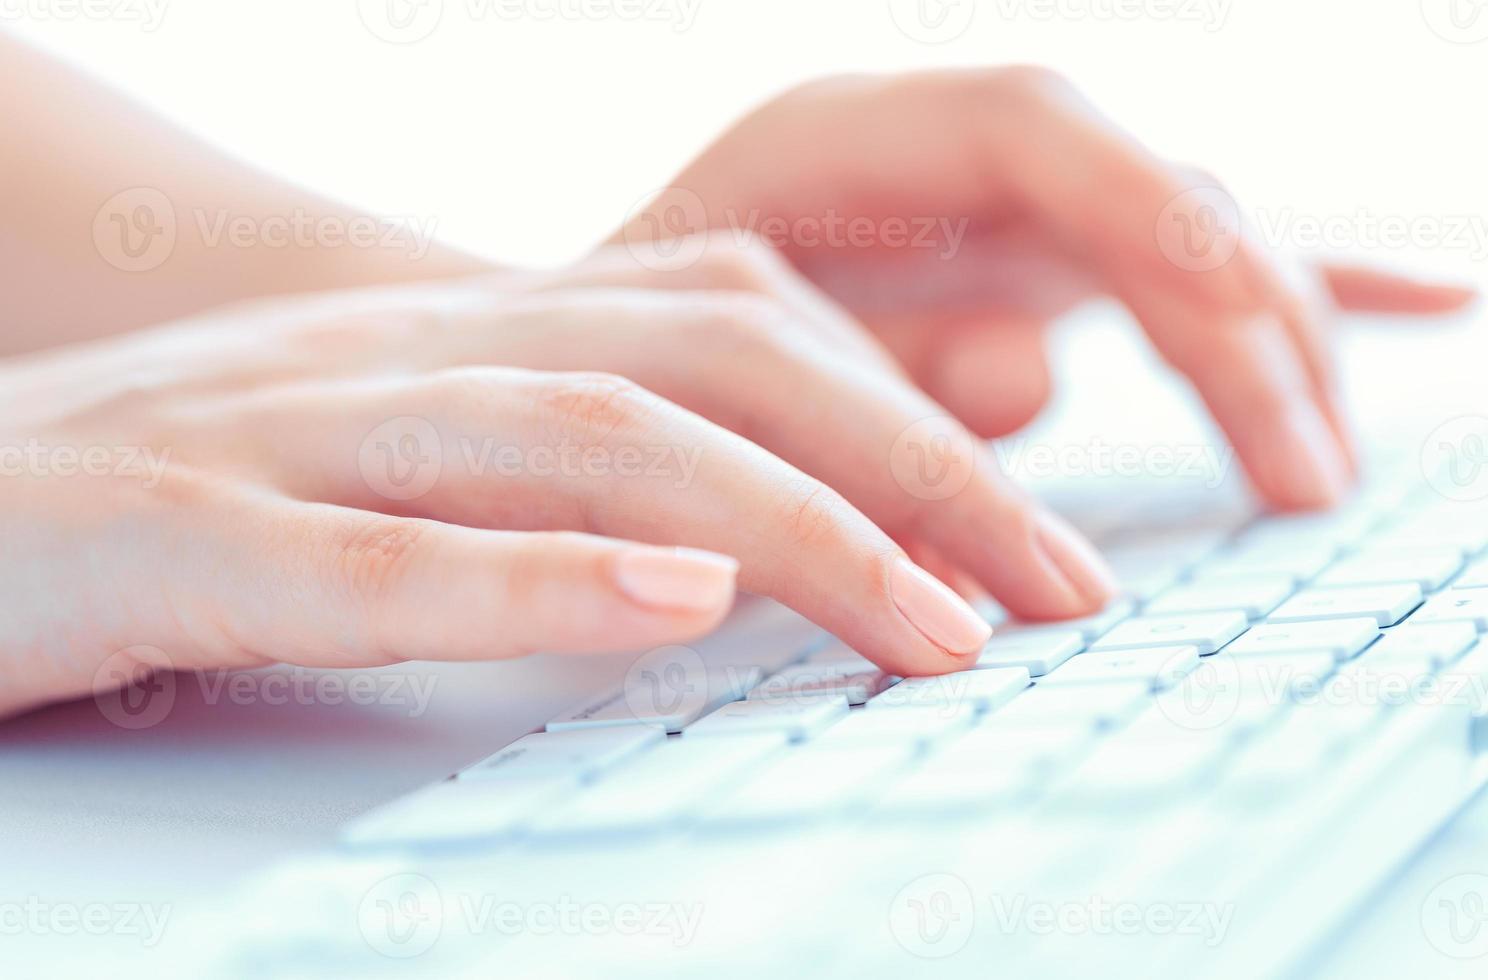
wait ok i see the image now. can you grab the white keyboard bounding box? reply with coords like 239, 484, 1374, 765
204, 463, 1488, 980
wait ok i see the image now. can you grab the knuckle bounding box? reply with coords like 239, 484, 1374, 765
698, 240, 789, 289
777, 478, 851, 552
696, 294, 796, 357
535, 371, 658, 439
334, 518, 429, 610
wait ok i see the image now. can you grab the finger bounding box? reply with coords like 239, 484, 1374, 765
182, 492, 740, 664
426, 292, 1115, 620
1320, 262, 1480, 313
216, 369, 995, 676
970, 68, 1353, 508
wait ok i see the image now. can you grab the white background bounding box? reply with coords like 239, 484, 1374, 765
7, 0, 1488, 276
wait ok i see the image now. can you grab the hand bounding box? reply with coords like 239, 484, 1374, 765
0, 263, 1122, 718
622, 67, 1477, 509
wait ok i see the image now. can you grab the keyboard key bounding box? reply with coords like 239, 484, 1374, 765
685, 694, 850, 740
1144, 576, 1294, 619
1200, 540, 1337, 580
998, 600, 1135, 642
872, 753, 1038, 814
703, 743, 918, 826
748, 664, 895, 706
1040, 645, 1200, 691
1370, 510, 1488, 555
546, 665, 764, 734
1364, 622, 1478, 668
460, 726, 664, 781
990, 681, 1150, 731
1270, 583, 1422, 627
1102, 544, 1189, 599
974, 630, 1083, 676
1409, 590, 1488, 630
869, 667, 1030, 712
811, 704, 981, 747
539, 735, 784, 834
344, 775, 572, 846
1314, 548, 1463, 591
1451, 560, 1488, 589
1090, 612, 1247, 655
1137, 652, 1335, 735
1050, 731, 1230, 808
1233, 507, 1381, 550
1227, 618, 1378, 661
801, 642, 878, 671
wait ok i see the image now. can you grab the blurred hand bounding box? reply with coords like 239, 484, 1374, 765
622, 67, 1477, 510
1, 258, 1128, 717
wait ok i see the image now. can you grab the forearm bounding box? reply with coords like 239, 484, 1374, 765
0, 35, 493, 356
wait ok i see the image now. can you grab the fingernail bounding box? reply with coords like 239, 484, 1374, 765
613, 547, 739, 613
1034, 509, 1119, 607
890, 557, 993, 655
1266, 403, 1352, 508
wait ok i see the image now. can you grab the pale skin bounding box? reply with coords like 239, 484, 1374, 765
0, 38, 1474, 720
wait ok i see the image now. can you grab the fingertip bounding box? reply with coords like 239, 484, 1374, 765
611, 545, 739, 616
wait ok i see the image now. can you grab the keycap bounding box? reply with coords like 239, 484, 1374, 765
997, 600, 1135, 642
1227, 618, 1378, 661
685, 694, 850, 740
811, 704, 981, 747
1409, 590, 1488, 630
1363, 622, 1477, 668
989, 681, 1150, 731
344, 775, 572, 846
801, 642, 878, 671
1049, 731, 1230, 808
1451, 560, 1488, 589
1314, 548, 1463, 591
1369, 511, 1488, 555
1233, 507, 1381, 550
1144, 576, 1294, 619
1200, 540, 1337, 580
869, 667, 1030, 712
546, 665, 764, 734
1090, 612, 1246, 655
1040, 645, 1200, 691
1137, 652, 1335, 735
702, 743, 918, 826
871, 754, 1038, 814
974, 630, 1083, 676
1102, 544, 1189, 599
460, 726, 664, 781
1269, 583, 1422, 627
537, 735, 784, 834
747, 663, 895, 706
942, 717, 1095, 769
